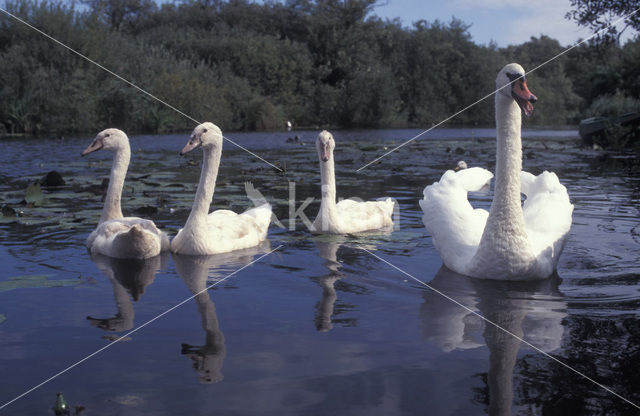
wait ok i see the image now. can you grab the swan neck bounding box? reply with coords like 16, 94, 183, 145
185, 145, 221, 230
320, 156, 337, 212
100, 145, 129, 223
493, 95, 523, 213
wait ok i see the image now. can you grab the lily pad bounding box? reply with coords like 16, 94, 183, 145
25, 183, 44, 207
0, 274, 81, 293
0, 314, 5, 324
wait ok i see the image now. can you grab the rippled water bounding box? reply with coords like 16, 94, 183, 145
0, 129, 638, 415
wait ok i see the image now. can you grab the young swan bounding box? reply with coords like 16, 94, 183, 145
82, 128, 169, 259
311, 130, 394, 234
420, 63, 573, 280
170, 122, 271, 255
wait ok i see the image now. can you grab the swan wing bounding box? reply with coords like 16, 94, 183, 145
334, 198, 394, 233
202, 203, 272, 253
87, 217, 169, 259
420, 167, 493, 273
521, 171, 573, 270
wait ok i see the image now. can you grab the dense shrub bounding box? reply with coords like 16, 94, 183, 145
0, 0, 637, 135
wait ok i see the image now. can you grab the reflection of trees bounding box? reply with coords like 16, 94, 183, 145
172, 241, 270, 384
87, 253, 166, 332
515, 315, 640, 414
420, 266, 566, 415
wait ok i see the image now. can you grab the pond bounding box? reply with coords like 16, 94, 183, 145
0, 128, 639, 415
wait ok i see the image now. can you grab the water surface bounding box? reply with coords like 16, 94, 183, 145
0, 128, 638, 415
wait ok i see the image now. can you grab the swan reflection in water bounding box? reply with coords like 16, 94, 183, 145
420, 266, 566, 416
173, 240, 271, 384
314, 239, 345, 332
313, 236, 382, 332
87, 252, 168, 333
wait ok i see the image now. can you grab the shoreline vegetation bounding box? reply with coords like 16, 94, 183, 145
0, 0, 639, 147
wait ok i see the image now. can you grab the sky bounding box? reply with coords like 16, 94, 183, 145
372, 0, 635, 47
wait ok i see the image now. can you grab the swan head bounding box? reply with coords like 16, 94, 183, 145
454, 160, 468, 171
181, 122, 222, 155
496, 63, 538, 117
82, 128, 128, 156
316, 130, 335, 163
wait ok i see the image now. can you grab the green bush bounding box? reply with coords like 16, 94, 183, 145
0, 0, 638, 135
585, 91, 640, 118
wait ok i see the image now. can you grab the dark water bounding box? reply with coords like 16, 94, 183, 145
0, 128, 638, 415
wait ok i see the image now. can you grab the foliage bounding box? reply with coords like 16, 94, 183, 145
0, 0, 638, 135
567, 0, 640, 43
585, 91, 640, 118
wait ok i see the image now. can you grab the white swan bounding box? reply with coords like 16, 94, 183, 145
82, 129, 169, 259
420, 63, 573, 280
170, 122, 271, 255
311, 130, 394, 234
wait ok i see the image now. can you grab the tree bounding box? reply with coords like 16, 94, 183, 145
567, 0, 640, 43
81, 0, 156, 31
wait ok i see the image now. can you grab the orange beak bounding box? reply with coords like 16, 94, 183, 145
512, 78, 537, 117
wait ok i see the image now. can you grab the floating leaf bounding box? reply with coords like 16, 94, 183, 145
0, 314, 5, 324
113, 394, 144, 406
0, 274, 81, 293
144, 162, 165, 168
25, 183, 44, 207
102, 335, 132, 342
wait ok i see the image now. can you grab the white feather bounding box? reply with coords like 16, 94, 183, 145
83, 129, 169, 259
171, 123, 271, 255
420, 64, 573, 280
311, 131, 395, 234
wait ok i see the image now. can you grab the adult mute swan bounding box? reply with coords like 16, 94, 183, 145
420, 63, 573, 280
170, 122, 271, 255
82, 129, 169, 259
311, 131, 395, 234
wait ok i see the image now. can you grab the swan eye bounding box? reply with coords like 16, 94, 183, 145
506, 72, 524, 83
203, 128, 208, 133
105, 133, 110, 137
